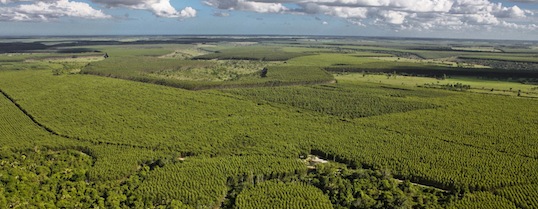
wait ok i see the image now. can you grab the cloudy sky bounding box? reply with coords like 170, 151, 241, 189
1, 0, 537, 40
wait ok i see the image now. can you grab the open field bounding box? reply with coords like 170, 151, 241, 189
1, 36, 538, 208
336, 74, 538, 98
372, 57, 491, 68
193, 46, 308, 61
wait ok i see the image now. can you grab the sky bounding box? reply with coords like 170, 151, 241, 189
0, 0, 537, 40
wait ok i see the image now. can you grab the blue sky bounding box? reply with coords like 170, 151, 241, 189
0, 0, 537, 40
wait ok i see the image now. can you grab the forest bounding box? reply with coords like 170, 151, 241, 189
1, 36, 537, 208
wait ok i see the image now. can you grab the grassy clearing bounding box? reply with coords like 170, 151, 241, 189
158, 48, 207, 59
193, 46, 308, 61
81, 53, 334, 89
451, 47, 502, 52
373, 56, 490, 68
0, 51, 104, 75
0, 52, 103, 62
286, 53, 381, 67
459, 54, 538, 63
0, 60, 91, 74
146, 60, 267, 81
280, 46, 335, 53
0, 61, 62, 71
91, 45, 174, 57
397, 48, 538, 63
335, 73, 538, 98
27, 56, 105, 63
289, 53, 457, 76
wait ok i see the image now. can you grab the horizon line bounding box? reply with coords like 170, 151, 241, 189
0, 34, 537, 43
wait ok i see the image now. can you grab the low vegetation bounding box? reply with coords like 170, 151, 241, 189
193, 46, 308, 61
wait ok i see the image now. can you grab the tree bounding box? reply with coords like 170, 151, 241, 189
261, 67, 268, 78
168, 200, 189, 209
52, 68, 62, 76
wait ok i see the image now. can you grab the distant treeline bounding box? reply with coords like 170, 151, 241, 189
0, 43, 48, 53
0, 37, 302, 53
56, 48, 102, 53
326, 66, 538, 79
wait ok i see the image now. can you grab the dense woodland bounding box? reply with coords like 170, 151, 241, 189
1, 37, 538, 208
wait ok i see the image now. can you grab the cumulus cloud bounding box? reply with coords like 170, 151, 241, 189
377, 10, 408, 25
307, 0, 454, 13
203, 0, 288, 13
0, 0, 535, 32
0, 0, 110, 21
0, 0, 196, 20
300, 3, 368, 18
91, 0, 196, 18
202, 0, 536, 31
1, 0, 31, 4
495, 5, 527, 18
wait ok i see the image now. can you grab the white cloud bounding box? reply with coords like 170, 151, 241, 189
92, 0, 196, 18
0, 0, 535, 33
378, 10, 407, 24
0, 0, 111, 21
202, 0, 536, 32
316, 0, 455, 13
464, 13, 500, 25
179, 6, 197, 18
495, 5, 526, 18
1, 0, 197, 20
203, 0, 288, 13
0, 0, 30, 4
302, 3, 368, 18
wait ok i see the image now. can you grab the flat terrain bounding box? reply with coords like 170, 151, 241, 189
0, 36, 537, 208
336, 74, 538, 98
